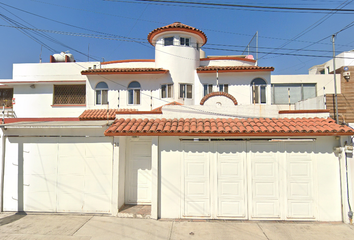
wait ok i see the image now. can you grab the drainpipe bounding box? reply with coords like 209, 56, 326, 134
345, 139, 353, 223
337, 137, 353, 223
345, 151, 353, 223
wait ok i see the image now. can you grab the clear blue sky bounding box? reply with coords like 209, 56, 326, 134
0, 0, 354, 79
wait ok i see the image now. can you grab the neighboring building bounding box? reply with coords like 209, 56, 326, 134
308, 51, 354, 124
0, 22, 353, 223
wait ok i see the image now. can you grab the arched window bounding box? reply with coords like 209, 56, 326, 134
96, 82, 108, 105
251, 78, 266, 104
128, 81, 141, 105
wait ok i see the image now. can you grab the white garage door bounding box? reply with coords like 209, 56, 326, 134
182, 140, 315, 220
183, 142, 210, 217
249, 142, 280, 218
5, 137, 113, 213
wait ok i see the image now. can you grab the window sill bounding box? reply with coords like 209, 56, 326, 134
51, 104, 86, 107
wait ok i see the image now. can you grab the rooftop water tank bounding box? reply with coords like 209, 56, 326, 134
51, 52, 75, 62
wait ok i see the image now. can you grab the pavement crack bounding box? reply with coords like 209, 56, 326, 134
71, 215, 93, 236
257, 223, 270, 240
168, 221, 174, 240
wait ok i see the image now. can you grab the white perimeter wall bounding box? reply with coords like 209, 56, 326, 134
159, 136, 342, 221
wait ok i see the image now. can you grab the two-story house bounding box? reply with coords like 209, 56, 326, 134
0, 22, 353, 223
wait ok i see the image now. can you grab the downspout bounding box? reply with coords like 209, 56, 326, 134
337, 137, 354, 223
345, 140, 353, 223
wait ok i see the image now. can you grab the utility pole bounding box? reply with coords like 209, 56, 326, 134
332, 35, 339, 124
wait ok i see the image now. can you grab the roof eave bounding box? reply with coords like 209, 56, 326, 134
81, 70, 169, 75
104, 132, 353, 137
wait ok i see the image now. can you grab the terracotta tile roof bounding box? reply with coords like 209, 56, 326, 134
105, 117, 354, 136
79, 109, 137, 120
197, 66, 274, 72
81, 68, 168, 75
148, 22, 207, 46
151, 101, 183, 112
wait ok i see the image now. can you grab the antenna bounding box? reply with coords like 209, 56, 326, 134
242, 31, 258, 61
39, 45, 42, 63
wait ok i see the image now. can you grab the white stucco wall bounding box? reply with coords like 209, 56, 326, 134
295, 96, 326, 110
200, 59, 255, 67
197, 71, 272, 105
86, 74, 175, 111
12, 62, 99, 81
12, 84, 85, 117
101, 62, 155, 69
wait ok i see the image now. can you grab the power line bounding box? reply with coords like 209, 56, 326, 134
105, 0, 354, 13
8, 1, 352, 50
0, 6, 100, 61
203, 46, 354, 59
0, 2, 146, 41
258, 0, 354, 60
3, 24, 354, 61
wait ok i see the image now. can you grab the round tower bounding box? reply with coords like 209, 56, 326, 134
148, 22, 207, 103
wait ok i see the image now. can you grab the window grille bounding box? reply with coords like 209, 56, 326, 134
53, 85, 85, 105
0, 88, 13, 107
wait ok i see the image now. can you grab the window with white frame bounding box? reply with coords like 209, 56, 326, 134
251, 78, 266, 104
95, 82, 108, 105
219, 84, 228, 93
203, 84, 213, 96
180, 37, 190, 46
180, 84, 192, 99
161, 84, 173, 98
203, 84, 228, 96
271, 83, 316, 105
164, 37, 174, 46
128, 81, 141, 104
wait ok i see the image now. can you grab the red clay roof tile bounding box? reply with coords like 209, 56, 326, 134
79, 109, 137, 121
105, 117, 354, 136
147, 22, 207, 46
197, 66, 274, 72
81, 68, 168, 75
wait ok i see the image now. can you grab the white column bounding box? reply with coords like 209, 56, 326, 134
151, 136, 159, 219
111, 136, 119, 216
0, 131, 5, 212
117, 136, 126, 212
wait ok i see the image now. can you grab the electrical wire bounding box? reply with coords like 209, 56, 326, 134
105, 0, 354, 13
0, 7, 100, 61
258, 0, 354, 60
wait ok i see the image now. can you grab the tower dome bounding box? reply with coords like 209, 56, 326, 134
147, 22, 207, 46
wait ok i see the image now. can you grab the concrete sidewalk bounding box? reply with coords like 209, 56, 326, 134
1, 212, 354, 240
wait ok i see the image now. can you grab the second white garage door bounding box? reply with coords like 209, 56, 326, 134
182, 140, 315, 220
